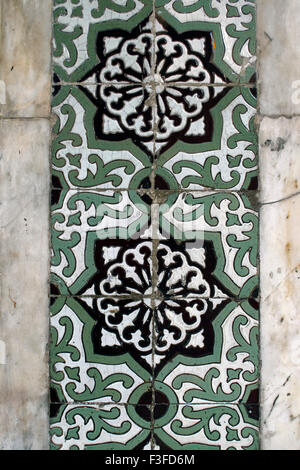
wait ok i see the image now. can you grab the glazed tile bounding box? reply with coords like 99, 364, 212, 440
157, 191, 258, 299
50, 403, 152, 450
155, 86, 257, 191
50, 189, 152, 295
53, 1, 154, 83
52, 85, 154, 191
50, 296, 153, 404
152, 403, 259, 450
153, 85, 231, 156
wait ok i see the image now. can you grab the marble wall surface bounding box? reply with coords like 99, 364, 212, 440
258, 0, 300, 450
0, 0, 51, 449
0, 0, 299, 449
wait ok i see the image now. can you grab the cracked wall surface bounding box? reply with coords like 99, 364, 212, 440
0, 0, 51, 450
258, 0, 300, 450
0, 0, 298, 450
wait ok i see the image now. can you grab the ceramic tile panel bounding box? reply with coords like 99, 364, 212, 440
50, 0, 258, 450
50, 402, 258, 450
51, 189, 258, 296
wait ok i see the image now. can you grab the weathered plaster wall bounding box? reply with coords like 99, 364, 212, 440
0, 0, 51, 449
0, 0, 299, 450
258, 0, 300, 450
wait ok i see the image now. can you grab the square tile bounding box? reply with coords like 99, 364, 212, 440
153, 15, 227, 84
52, 85, 153, 190
153, 299, 259, 404
53, 1, 153, 83
50, 295, 154, 392
157, 191, 258, 299
155, 86, 258, 191
50, 403, 151, 450
153, 85, 230, 155
51, 189, 151, 295
152, 403, 259, 450
156, 0, 256, 84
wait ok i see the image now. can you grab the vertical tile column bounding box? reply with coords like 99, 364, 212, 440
50, 0, 258, 450
151, 2, 258, 450
0, 0, 52, 449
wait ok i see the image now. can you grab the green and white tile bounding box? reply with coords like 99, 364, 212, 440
50, 0, 259, 451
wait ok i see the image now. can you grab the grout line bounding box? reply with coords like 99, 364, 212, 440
150, 2, 157, 450
49, 401, 259, 407
49, 294, 256, 301
50, 187, 259, 194
52, 81, 256, 88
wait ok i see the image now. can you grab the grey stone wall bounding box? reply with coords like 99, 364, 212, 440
0, 0, 51, 450
0, 0, 299, 449
258, 0, 300, 449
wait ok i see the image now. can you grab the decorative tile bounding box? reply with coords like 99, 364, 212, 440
52, 86, 153, 189
50, 0, 258, 451
155, 0, 256, 84
152, 403, 259, 450
154, 299, 259, 403
50, 189, 151, 294
156, 86, 257, 191
152, 15, 227, 84
153, 85, 230, 156
158, 191, 258, 298
50, 296, 152, 403
53, 1, 153, 83
50, 404, 152, 450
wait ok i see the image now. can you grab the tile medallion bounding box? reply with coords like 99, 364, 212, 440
51, 0, 258, 450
